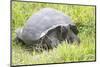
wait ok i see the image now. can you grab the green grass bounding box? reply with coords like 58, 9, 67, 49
12, 1, 96, 65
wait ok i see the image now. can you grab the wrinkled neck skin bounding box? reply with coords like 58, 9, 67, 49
66, 27, 80, 45
56, 25, 80, 45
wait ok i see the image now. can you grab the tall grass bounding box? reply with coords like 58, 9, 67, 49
12, 1, 96, 65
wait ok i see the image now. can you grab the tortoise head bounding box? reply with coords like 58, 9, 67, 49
57, 25, 80, 45
65, 25, 80, 44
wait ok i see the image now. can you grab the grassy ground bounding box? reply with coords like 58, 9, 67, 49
12, 1, 96, 65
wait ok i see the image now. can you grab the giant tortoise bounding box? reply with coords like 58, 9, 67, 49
16, 8, 80, 51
